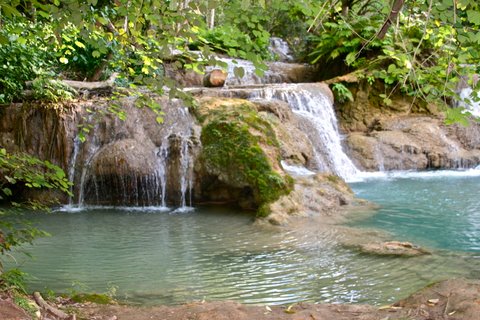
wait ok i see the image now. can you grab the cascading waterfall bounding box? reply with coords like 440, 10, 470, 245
77, 134, 101, 208
250, 84, 360, 181
155, 143, 169, 208
66, 136, 81, 207
178, 137, 194, 210
268, 37, 294, 62
62, 100, 198, 210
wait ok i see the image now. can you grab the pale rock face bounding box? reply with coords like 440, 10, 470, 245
345, 116, 480, 171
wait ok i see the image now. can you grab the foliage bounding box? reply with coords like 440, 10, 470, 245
193, 25, 271, 60
0, 148, 71, 272
0, 20, 56, 104
306, 0, 480, 121
308, 11, 386, 66
0, 268, 28, 294
331, 83, 354, 103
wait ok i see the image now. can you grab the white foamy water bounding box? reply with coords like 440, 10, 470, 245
351, 168, 480, 182
250, 84, 360, 181
281, 161, 316, 177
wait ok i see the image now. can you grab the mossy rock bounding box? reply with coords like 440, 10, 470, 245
196, 98, 293, 216
70, 293, 113, 304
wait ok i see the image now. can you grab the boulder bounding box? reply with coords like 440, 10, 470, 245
90, 138, 157, 177
193, 97, 293, 213
261, 173, 355, 226
358, 241, 430, 257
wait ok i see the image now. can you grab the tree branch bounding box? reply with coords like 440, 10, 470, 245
376, 0, 404, 39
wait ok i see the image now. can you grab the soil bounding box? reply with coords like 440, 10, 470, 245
1, 278, 480, 320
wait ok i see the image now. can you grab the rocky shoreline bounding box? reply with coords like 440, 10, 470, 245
2, 278, 479, 320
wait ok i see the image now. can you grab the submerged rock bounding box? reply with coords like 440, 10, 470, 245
358, 241, 431, 257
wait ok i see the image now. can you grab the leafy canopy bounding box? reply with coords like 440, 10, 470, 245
306, 0, 480, 119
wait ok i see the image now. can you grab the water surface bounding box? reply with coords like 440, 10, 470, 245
7, 175, 480, 306
351, 173, 480, 252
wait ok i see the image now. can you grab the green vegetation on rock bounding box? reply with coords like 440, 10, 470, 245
197, 99, 293, 217
70, 293, 113, 305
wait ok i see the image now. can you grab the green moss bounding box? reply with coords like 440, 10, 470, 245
71, 293, 113, 304
198, 99, 292, 216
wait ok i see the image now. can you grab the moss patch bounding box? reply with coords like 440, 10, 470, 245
71, 293, 113, 304
197, 98, 293, 216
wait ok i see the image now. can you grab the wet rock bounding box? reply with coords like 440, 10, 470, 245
346, 116, 480, 171
91, 138, 157, 176
193, 98, 293, 212
359, 241, 430, 257
252, 99, 314, 166
260, 173, 355, 226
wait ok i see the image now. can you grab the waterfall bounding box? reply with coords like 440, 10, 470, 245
175, 136, 194, 212
62, 99, 199, 210
155, 143, 169, 208
250, 84, 360, 181
268, 37, 294, 62
66, 136, 81, 207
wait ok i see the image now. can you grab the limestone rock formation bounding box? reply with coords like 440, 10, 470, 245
193, 97, 294, 213
345, 116, 480, 171
262, 173, 355, 226
333, 74, 480, 171
358, 241, 430, 257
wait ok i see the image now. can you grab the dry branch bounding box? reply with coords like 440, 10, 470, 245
33, 291, 70, 319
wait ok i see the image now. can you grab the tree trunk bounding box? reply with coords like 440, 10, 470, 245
208, 8, 215, 29
89, 51, 114, 82
341, 0, 350, 17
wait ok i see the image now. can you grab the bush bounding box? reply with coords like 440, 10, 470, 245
0, 21, 56, 104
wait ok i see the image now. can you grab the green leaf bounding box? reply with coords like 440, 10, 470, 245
2, 188, 12, 196
233, 66, 245, 78
467, 10, 480, 26
74, 41, 86, 49
92, 50, 101, 58
345, 52, 356, 66
0, 34, 9, 45
38, 10, 51, 19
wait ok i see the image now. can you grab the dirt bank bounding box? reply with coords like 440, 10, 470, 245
2, 278, 479, 320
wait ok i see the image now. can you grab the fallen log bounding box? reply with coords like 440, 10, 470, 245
61, 72, 118, 92
33, 291, 70, 319
203, 69, 227, 87
25, 72, 118, 98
